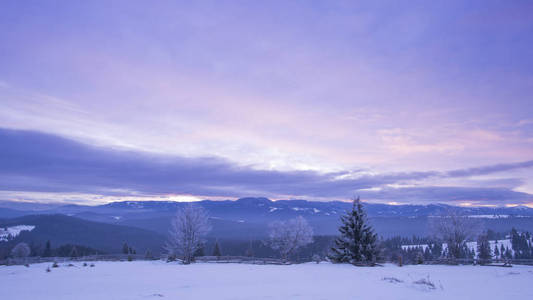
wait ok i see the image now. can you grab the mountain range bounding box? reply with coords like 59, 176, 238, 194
1, 198, 532, 256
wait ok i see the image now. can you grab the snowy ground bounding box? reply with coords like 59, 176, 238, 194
1, 261, 533, 299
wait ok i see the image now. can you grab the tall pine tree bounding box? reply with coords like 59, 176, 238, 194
477, 232, 492, 264
212, 240, 222, 257
328, 197, 379, 265
43, 240, 52, 257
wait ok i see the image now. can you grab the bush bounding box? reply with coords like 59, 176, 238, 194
312, 254, 321, 264
11, 243, 31, 258
413, 276, 436, 290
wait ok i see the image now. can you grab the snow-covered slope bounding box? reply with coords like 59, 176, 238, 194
402, 239, 517, 258
0, 261, 532, 300
0, 225, 35, 242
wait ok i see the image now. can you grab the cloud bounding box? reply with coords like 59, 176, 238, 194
1, 128, 532, 205
444, 161, 533, 178
359, 186, 533, 205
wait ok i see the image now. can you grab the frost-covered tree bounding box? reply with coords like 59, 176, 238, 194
328, 197, 379, 265
268, 216, 314, 262
430, 209, 481, 259
11, 242, 31, 258
164, 204, 211, 264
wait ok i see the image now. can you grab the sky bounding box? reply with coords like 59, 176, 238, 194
0, 1, 532, 206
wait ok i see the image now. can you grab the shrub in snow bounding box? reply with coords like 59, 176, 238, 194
312, 254, 321, 264
164, 204, 211, 264
90, 263, 95, 267
413, 276, 436, 290
46, 267, 51, 273
383, 277, 403, 283
267, 216, 314, 262
11, 242, 31, 259
328, 197, 379, 265
52, 262, 59, 268
128, 255, 133, 261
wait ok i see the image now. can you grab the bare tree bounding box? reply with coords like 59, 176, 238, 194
164, 204, 211, 264
11, 242, 31, 260
430, 209, 482, 259
268, 216, 314, 262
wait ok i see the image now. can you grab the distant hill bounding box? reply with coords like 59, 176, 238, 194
0, 214, 165, 255
1, 198, 533, 238
0, 207, 28, 219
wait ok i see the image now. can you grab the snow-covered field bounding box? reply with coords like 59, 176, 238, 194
1, 261, 532, 299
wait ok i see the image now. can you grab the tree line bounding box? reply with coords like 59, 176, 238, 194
3, 198, 532, 266
164, 197, 379, 265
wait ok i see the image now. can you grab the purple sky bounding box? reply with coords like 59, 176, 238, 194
0, 1, 532, 206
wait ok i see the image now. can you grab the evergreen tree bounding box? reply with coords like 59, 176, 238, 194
43, 240, 52, 257
328, 197, 379, 265
122, 243, 129, 254
193, 244, 205, 257
70, 245, 79, 258
477, 232, 492, 264
494, 244, 500, 258
212, 240, 222, 257
504, 247, 513, 259
430, 242, 443, 259
245, 240, 254, 257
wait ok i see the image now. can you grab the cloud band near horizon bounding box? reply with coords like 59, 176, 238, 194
1, 128, 531, 206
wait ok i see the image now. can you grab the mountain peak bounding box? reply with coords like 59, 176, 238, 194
235, 197, 272, 206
